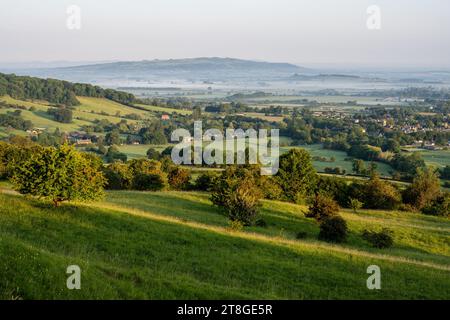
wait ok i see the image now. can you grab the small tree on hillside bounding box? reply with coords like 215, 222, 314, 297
363, 174, 401, 210
305, 194, 340, 222
211, 165, 263, 226
349, 198, 363, 213
276, 148, 317, 203
403, 167, 441, 210
168, 166, 191, 190
11, 144, 106, 207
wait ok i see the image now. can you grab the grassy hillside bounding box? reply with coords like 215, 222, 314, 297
0, 95, 153, 133
134, 103, 192, 115
0, 190, 449, 299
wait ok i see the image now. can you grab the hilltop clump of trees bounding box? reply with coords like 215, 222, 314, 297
0, 73, 136, 106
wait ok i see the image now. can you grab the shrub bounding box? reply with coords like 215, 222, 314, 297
362, 228, 394, 249
103, 162, 133, 190
305, 194, 340, 222
228, 220, 244, 232
211, 165, 262, 226
349, 198, 363, 213
168, 166, 191, 190
146, 148, 160, 160
259, 176, 283, 200
129, 158, 167, 190
318, 215, 348, 243
132, 173, 165, 191
363, 175, 401, 210
11, 144, 105, 206
421, 193, 450, 217
194, 172, 217, 191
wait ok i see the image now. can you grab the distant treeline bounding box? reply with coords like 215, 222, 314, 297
0, 73, 136, 106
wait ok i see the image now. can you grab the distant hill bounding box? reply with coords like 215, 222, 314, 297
0, 72, 136, 106
288, 73, 386, 82
14, 57, 311, 83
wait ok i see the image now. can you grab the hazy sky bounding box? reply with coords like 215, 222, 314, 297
1, 0, 449, 68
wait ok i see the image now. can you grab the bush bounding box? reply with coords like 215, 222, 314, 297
228, 220, 244, 232
362, 228, 394, 248
421, 193, 450, 217
103, 162, 133, 190
305, 194, 340, 222
168, 166, 191, 190
11, 144, 105, 206
194, 172, 217, 191
318, 215, 348, 243
363, 175, 401, 210
146, 148, 160, 160
259, 176, 283, 200
211, 165, 262, 226
349, 198, 363, 213
132, 173, 165, 191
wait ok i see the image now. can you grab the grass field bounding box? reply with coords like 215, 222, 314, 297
116, 142, 395, 177
418, 149, 450, 168
0, 96, 154, 134
282, 144, 394, 176
77, 97, 153, 119
0, 189, 448, 299
134, 104, 192, 115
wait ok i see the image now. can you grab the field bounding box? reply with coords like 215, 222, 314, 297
116, 142, 396, 177
0, 96, 158, 134
0, 189, 449, 299
417, 149, 450, 168
134, 103, 192, 115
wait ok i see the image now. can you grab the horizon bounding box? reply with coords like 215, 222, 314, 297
1, 57, 450, 73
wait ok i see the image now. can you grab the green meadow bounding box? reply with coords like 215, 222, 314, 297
0, 189, 449, 299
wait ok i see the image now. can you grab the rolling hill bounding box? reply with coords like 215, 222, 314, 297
12, 57, 311, 83
0, 188, 449, 299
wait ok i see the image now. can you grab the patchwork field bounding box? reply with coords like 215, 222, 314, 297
0, 96, 157, 134
0, 189, 449, 299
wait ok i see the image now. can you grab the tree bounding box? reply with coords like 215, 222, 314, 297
194, 171, 217, 191
349, 198, 363, 213
146, 148, 160, 160
211, 165, 263, 226
275, 148, 317, 203
421, 192, 450, 217
168, 166, 191, 190
105, 129, 121, 146
318, 216, 348, 243
48, 107, 73, 123
363, 174, 401, 210
105, 146, 127, 163
11, 145, 105, 207
128, 159, 167, 190
305, 194, 340, 222
403, 168, 442, 210
103, 161, 133, 190
352, 159, 366, 175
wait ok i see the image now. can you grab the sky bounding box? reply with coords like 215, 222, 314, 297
0, 0, 449, 69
